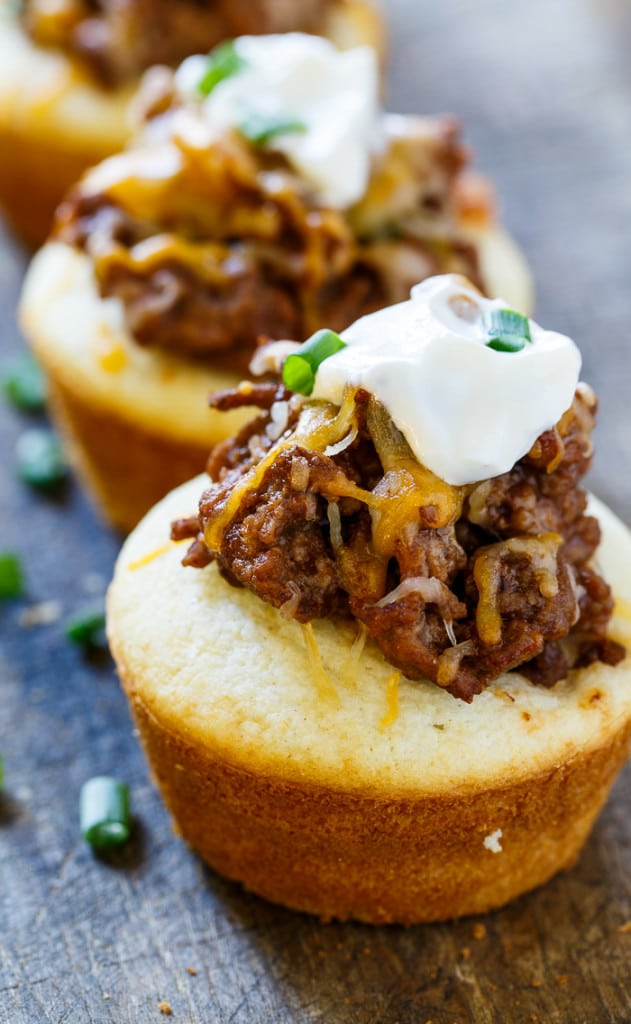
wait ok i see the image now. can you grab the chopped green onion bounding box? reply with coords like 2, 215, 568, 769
65, 603, 107, 648
16, 428, 67, 489
282, 328, 346, 396
80, 777, 131, 849
483, 308, 532, 353
1, 353, 46, 412
198, 40, 246, 96
239, 113, 307, 147
485, 336, 527, 353
0, 552, 24, 599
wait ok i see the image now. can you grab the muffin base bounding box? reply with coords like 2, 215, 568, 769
124, 680, 631, 924
46, 375, 212, 532
21, 244, 256, 532
108, 479, 631, 924
0, 14, 132, 247
0, 127, 122, 249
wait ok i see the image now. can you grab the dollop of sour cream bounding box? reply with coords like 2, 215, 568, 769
175, 34, 380, 208
312, 275, 582, 485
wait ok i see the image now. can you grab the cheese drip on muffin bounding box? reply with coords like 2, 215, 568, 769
173, 274, 624, 702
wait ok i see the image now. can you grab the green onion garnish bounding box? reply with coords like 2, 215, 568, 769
80, 776, 131, 849
65, 603, 107, 648
1, 353, 46, 412
483, 308, 532, 353
198, 40, 246, 96
239, 113, 308, 147
0, 552, 24, 599
282, 329, 346, 396
16, 428, 67, 489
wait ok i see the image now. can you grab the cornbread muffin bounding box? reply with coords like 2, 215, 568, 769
20, 242, 255, 530
108, 277, 630, 923
108, 481, 631, 924
0, 0, 385, 246
20, 33, 531, 531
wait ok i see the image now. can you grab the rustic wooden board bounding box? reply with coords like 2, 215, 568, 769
1, 0, 631, 1021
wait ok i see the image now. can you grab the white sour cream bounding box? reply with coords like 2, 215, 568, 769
312, 275, 582, 485
175, 34, 380, 208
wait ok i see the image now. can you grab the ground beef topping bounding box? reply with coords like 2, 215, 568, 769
53, 108, 489, 372
174, 381, 625, 702
20, 0, 334, 87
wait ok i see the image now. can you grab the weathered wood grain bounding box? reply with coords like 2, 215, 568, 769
1, 0, 631, 1021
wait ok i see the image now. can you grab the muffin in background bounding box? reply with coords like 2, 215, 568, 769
0, 0, 385, 245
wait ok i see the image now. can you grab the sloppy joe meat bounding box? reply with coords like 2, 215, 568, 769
54, 116, 486, 371
176, 385, 625, 702
21, 0, 334, 86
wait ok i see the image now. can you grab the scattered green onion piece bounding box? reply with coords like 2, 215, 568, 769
198, 40, 246, 96
486, 336, 527, 353
65, 603, 107, 648
80, 776, 131, 849
483, 307, 531, 353
16, 428, 67, 489
282, 328, 346, 396
0, 552, 24, 599
1, 353, 46, 412
239, 113, 308, 147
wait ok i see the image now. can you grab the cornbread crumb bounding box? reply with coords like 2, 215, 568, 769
483, 828, 503, 853
473, 923, 487, 940
617, 920, 631, 933
461, 947, 471, 960
18, 600, 62, 627
158, 1001, 172, 1016
186, 967, 197, 976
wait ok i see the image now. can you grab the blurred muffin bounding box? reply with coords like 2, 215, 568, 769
0, 0, 385, 245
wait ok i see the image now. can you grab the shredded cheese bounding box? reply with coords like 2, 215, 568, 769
300, 622, 339, 705
608, 596, 631, 646
127, 538, 186, 571
97, 339, 127, 373
204, 394, 364, 551
341, 623, 368, 689
545, 427, 565, 474
379, 671, 401, 729
614, 597, 631, 623
474, 533, 562, 646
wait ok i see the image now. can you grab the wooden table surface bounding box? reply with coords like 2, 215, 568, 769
2, 1, 631, 1021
